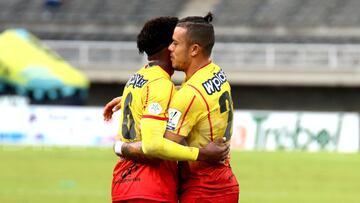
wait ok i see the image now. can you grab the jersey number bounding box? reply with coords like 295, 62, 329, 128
219, 91, 233, 141
122, 93, 136, 139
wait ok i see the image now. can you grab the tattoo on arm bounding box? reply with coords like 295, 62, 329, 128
121, 141, 159, 164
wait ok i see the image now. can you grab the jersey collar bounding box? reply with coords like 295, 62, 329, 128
191, 61, 212, 77
144, 63, 171, 80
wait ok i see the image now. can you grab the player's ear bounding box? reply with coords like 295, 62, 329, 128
190, 44, 200, 57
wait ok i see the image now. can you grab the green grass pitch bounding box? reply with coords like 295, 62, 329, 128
1, 145, 359, 203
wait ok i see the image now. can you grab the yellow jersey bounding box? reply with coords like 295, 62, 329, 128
117, 64, 175, 142
117, 63, 201, 162
112, 64, 178, 202
166, 62, 239, 198
166, 62, 233, 147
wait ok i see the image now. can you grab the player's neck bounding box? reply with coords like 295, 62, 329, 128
184, 58, 211, 81
147, 60, 173, 77
147, 59, 161, 67
147, 49, 173, 76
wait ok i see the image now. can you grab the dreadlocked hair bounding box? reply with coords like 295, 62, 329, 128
137, 16, 179, 56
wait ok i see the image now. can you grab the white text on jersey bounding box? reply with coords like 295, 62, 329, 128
202, 70, 227, 95
126, 73, 148, 88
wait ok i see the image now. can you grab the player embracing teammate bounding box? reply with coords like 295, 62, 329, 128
104, 12, 239, 203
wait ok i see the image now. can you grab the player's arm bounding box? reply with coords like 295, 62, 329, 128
116, 80, 228, 162
140, 118, 199, 161
112, 78, 175, 163
162, 130, 229, 162
140, 86, 229, 162
117, 80, 201, 161
107, 94, 160, 163
115, 123, 228, 162
139, 86, 197, 160
112, 115, 161, 163
114, 141, 160, 164
103, 96, 122, 121
105, 95, 161, 163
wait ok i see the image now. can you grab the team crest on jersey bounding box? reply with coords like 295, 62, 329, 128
166, 108, 182, 130
202, 69, 227, 95
148, 102, 162, 115
126, 73, 148, 88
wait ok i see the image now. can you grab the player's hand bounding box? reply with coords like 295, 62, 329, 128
103, 96, 122, 121
197, 138, 230, 164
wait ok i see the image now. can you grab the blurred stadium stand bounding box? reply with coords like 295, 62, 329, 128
44, 40, 360, 86
213, 0, 360, 43
0, 0, 189, 41
2, 0, 360, 42
2, 0, 360, 111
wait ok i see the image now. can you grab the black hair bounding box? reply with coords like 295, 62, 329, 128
137, 16, 179, 56
177, 12, 215, 57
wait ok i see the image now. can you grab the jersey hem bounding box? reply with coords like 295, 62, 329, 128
112, 194, 177, 203
180, 190, 239, 199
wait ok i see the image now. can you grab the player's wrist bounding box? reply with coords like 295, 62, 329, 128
114, 140, 125, 155
197, 148, 206, 161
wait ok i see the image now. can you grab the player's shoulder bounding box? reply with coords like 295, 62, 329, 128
144, 66, 172, 81
188, 63, 225, 83
133, 66, 172, 86
170, 84, 199, 105
146, 76, 173, 89
144, 77, 174, 98
184, 63, 230, 97
124, 67, 149, 89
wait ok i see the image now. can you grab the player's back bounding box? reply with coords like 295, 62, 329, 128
167, 62, 239, 200
183, 63, 232, 147
112, 64, 178, 203
117, 64, 174, 141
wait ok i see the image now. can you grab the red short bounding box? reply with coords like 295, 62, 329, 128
178, 160, 239, 203
112, 159, 178, 203
114, 199, 170, 203
180, 193, 239, 203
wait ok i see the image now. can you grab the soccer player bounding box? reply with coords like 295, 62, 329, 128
108, 13, 239, 203
167, 12, 239, 202
111, 16, 229, 203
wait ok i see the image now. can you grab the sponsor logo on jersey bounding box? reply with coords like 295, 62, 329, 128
166, 108, 182, 130
202, 69, 227, 95
148, 102, 162, 115
126, 73, 148, 88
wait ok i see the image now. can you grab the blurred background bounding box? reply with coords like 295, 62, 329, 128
1, 0, 360, 202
